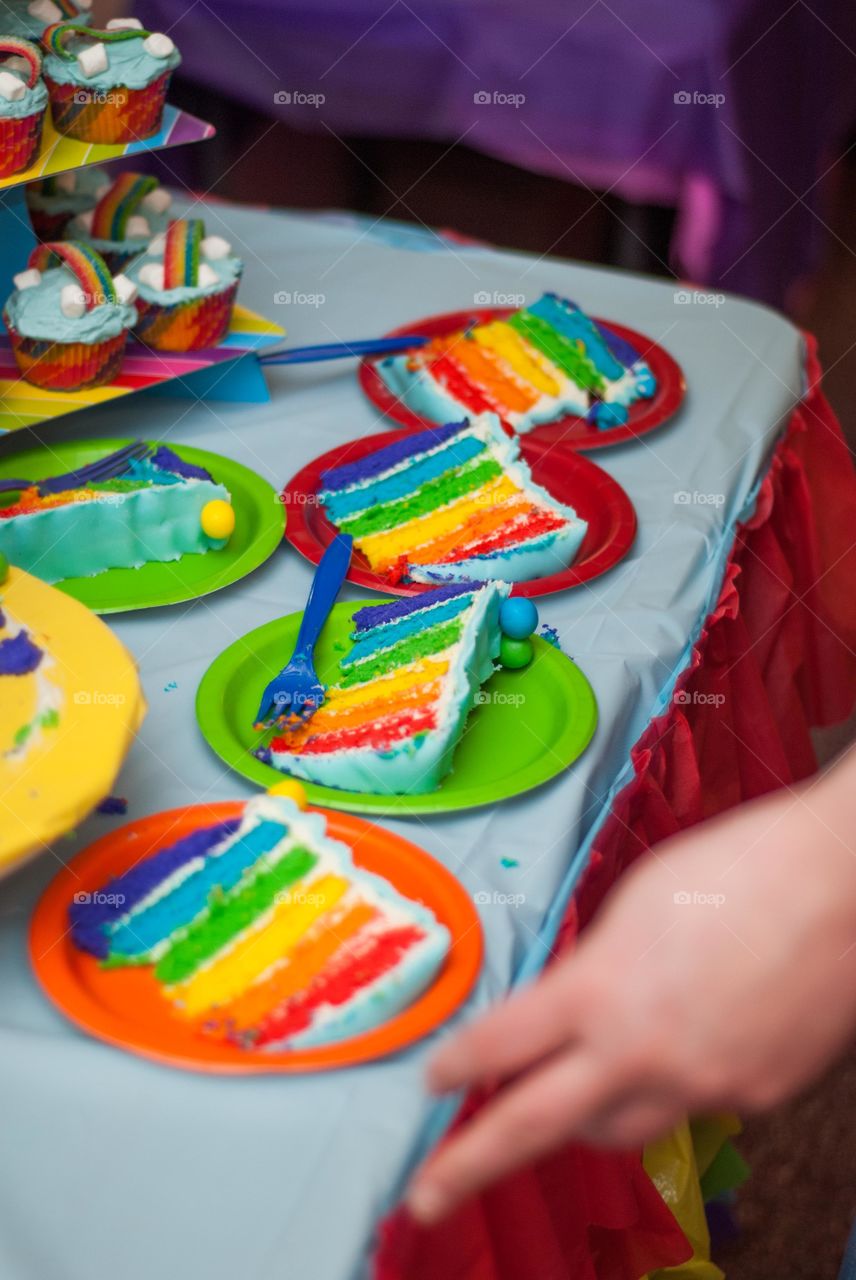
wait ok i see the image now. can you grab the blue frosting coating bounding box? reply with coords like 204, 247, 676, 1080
320, 420, 467, 492
322, 434, 485, 523
593, 317, 640, 367
43, 29, 180, 91
527, 294, 625, 380
4, 265, 135, 343
0, 66, 47, 121
26, 166, 109, 215
69, 817, 241, 959
107, 820, 289, 959
126, 247, 241, 304
352, 581, 476, 632
0, 628, 43, 675
591, 402, 629, 428
341, 592, 475, 668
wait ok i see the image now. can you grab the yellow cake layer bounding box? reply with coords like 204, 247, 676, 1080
167, 873, 349, 1016
472, 321, 561, 397
323, 655, 450, 710
358, 474, 521, 567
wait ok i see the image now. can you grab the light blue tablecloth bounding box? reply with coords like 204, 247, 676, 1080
0, 205, 803, 1280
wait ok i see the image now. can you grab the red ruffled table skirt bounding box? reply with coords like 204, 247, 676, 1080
374, 335, 856, 1280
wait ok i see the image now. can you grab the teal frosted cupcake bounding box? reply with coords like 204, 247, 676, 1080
65, 171, 174, 272
0, 0, 91, 41
0, 37, 47, 177
41, 18, 180, 143
26, 164, 110, 240
4, 240, 137, 390
126, 218, 242, 352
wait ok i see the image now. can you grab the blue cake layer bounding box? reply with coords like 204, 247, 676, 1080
341, 591, 476, 667
322, 434, 485, 522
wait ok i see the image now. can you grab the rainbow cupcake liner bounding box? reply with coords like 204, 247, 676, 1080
0, 110, 43, 178
44, 69, 171, 144
133, 281, 239, 352
27, 205, 77, 242
4, 318, 127, 391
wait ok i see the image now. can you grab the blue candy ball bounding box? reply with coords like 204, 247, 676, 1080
500, 597, 539, 640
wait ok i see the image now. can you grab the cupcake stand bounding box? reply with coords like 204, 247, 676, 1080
1, 189, 855, 1280
0, 104, 283, 434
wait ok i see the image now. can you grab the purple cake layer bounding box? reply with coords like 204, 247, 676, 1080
351, 581, 477, 633
0, 629, 43, 676
69, 816, 241, 959
151, 445, 213, 482
320, 420, 467, 492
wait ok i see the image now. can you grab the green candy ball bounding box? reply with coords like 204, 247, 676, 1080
499, 635, 533, 670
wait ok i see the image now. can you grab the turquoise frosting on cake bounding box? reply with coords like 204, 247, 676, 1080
4, 265, 135, 342
43, 28, 180, 91
0, 455, 230, 584
126, 247, 242, 304
0, 66, 47, 119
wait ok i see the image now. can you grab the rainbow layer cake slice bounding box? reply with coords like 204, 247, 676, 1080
69, 795, 450, 1051
0, 446, 234, 584
259, 580, 509, 795
319, 413, 586, 586
378, 292, 656, 432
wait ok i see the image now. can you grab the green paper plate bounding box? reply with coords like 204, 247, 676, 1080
196, 601, 598, 816
0, 438, 285, 613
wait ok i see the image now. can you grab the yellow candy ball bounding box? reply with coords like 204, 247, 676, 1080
200, 499, 235, 541
266, 779, 308, 810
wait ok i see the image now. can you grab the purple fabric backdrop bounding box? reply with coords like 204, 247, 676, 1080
138, 0, 856, 303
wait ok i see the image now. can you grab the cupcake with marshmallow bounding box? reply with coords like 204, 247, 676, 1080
4, 241, 138, 389
26, 164, 111, 240
0, 0, 91, 41
41, 17, 179, 144
127, 218, 242, 352
0, 37, 47, 177
64, 171, 174, 272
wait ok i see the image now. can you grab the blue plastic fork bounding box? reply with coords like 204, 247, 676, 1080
253, 534, 354, 733
258, 335, 430, 366
0, 440, 152, 497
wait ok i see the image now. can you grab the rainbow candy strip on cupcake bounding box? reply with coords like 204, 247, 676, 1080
40, 17, 179, 144
126, 217, 242, 351
0, 36, 48, 177
68, 794, 451, 1051
3, 240, 137, 390
64, 171, 174, 271
378, 292, 657, 432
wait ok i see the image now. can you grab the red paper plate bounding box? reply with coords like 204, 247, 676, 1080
283, 430, 636, 598
358, 307, 685, 450
29, 804, 483, 1075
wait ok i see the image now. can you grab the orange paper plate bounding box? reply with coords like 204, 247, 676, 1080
30, 803, 483, 1074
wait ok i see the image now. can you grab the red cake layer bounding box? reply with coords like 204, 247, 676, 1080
271, 706, 437, 757
432, 506, 569, 563
252, 924, 426, 1046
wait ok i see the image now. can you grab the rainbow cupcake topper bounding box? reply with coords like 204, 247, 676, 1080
54, 0, 87, 15
90, 173, 157, 241
163, 219, 204, 289
0, 37, 43, 89
41, 22, 154, 60
28, 242, 117, 309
